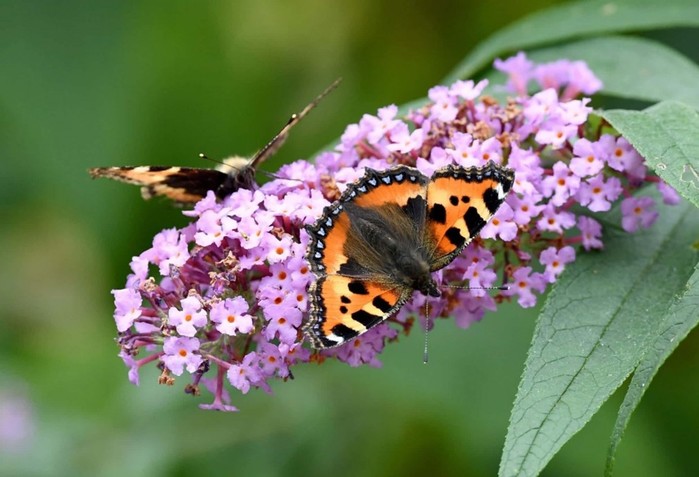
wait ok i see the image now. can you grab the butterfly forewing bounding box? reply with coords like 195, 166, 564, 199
87, 166, 228, 203
248, 78, 342, 170
306, 166, 428, 276
425, 163, 514, 270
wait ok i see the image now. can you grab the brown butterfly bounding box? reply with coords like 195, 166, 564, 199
89, 79, 341, 204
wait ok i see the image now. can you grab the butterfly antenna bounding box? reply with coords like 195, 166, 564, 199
444, 284, 510, 291
198, 153, 229, 168
246, 167, 307, 186
423, 301, 430, 364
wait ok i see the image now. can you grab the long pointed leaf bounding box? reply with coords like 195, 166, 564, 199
602, 101, 699, 208
526, 36, 699, 110
444, 0, 699, 83
605, 263, 699, 476
499, 199, 699, 477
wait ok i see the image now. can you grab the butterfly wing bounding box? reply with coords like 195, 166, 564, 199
88, 166, 228, 204
247, 78, 342, 170
306, 275, 412, 348
304, 166, 429, 348
425, 163, 514, 270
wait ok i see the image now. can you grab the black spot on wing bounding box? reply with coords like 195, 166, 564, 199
502, 177, 513, 193
339, 257, 368, 276
461, 195, 470, 204
372, 296, 392, 313
449, 195, 459, 206
428, 203, 447, 224
483, 187, 501, 215
340, 296, 351, 304
401, 195, 427, 222
352, 309, 382, 328
445, 227, 466, 248
340, 306, 348, 314
348, 280, 369, 295
330, 324, 358, 341
464, 207, 487, 234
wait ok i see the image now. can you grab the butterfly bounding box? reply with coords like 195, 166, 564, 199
88, 78, 341, 204
303, 162, 514, 349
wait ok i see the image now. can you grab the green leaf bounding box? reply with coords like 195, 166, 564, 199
527, 36, 699, 110
601, 101, 699, 208
605, 263, 699, 476
499, 199, 699, 477
443, 0, 699, 83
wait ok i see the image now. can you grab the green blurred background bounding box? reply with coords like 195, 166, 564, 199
1, 1, 698, 476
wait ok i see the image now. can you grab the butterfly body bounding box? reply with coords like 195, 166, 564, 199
89, 79, 341, 205
304, 163, 514, 349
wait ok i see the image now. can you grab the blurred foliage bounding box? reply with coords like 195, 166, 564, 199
0, 1, 697, 476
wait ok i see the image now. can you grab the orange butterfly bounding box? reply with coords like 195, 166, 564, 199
304, 162, 514, 348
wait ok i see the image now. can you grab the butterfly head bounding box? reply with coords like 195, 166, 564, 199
414, 273, 441, 298
392, 248, 440, 297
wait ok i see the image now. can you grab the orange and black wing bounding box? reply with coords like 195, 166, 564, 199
305, 166, 429, 276
425, 163, 514, 271
304, 166, 429, 348
88, 166, 229, 204
305, 275, 412, 348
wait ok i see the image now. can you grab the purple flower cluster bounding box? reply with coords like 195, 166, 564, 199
112, 53, 679, 411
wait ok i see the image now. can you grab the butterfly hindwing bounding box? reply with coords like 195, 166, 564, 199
306, 275, 411, 348
425, 163, 514, 270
